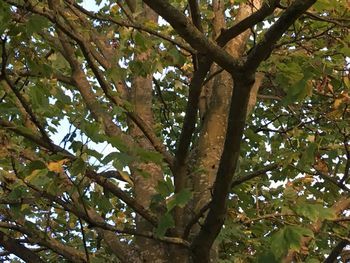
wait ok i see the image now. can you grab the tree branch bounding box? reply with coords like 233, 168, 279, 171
0, 119, 159, 227
142, 0, 241, 74
69, 0, 195, 54
0, 220, 87, 263
183, 202, 210, 239
282, 197, 350, 263
231, 163, 280, 187
216, 0, 280, 47
0, 39, 53, 147
245, 0, 317, 71
190, 72, 256, 262
0, 230, 45, 263
174, 56, 211, 191
188, 0, 203, 32
324, 239, 349, 263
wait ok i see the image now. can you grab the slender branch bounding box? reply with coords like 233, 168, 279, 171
0, 119, 158, 226
290, 164, 350, 193
0, 119, 64, 154
277, 3, 350, 27
0, 218, 87, 263
340, 136, 350, 183
257, 94, 282, 100
216, 0, 280, 47
231, 163, 280, 187
0, 197, 36, 205
127, 112, 175, 169
69, 0, 195, 54
0, 39, 53, 147
202, 68, 223, 86
241, 213, 297, 224
183, 202, 210, 239
78, 219, 90, 263
245, 0, 317, 71
304, 11, 349, 27
0, 230, 45, 263
88, 221, 190, 247
13, 69, 73, 86
324, 240, 349, 263
188, 0, 203, 32
86, 170, 159, 227
331, 217, 350, 222
174, 56, 211, 191
142, 0, 241, 74
0, 247, 46, 258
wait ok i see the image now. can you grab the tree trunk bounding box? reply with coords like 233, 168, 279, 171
129, 4, 169, 262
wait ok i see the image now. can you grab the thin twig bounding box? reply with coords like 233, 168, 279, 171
78, 218, 90, 263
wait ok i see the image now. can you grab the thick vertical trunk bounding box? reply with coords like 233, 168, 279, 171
187, 2, 263, 262
129, 4, 168, 262
129, 2, 262, 262
191, 0, 262, 224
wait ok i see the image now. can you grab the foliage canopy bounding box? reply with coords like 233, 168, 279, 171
0, 0, 349, 262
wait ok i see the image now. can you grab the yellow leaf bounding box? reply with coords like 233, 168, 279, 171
307, 135, 315, 142
110, 4, 119, 14
144, 20, 158, 29
47, 159, 69, 174
119, 171, 134, 186
302, 176, 314, 184
116, 211, 126, 223
333, 98, 342, 109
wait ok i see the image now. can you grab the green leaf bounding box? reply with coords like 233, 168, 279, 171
86, 148, 104, 161
107, 136, 129, 152
135, 147, 163, 165
7, 184, 30, 200
155, 213, 174, 237
80, 121, 104, 143
91, 192, 113, 214
134, 32, 149, 50
270, 226, 314, 260
166, 189, 192, 211
299, 142, 317, 167
256, 251, 278, 263
270, 228, 288, 260
26, 160, 47, 172
26, 15, 48, 33
0, 1, 11, 35
25, 168, 50, 187
70, 158, 87, 175
30, 86, 49, 109
70, 141, 84, 153
156, 177, 174, 197
295, 203, 335, 222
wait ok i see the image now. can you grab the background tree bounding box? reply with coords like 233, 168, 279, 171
0, 0, 349, 262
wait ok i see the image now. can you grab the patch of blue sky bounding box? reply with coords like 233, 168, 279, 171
81, 0, 106, 11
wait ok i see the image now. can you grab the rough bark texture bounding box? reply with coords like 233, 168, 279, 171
129, 5, 169, 262
190, 0, 263, 233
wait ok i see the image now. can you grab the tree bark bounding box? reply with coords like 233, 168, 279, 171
129, 4, 169, 262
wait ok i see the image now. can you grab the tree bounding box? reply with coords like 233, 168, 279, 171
0, 0, 349, 262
